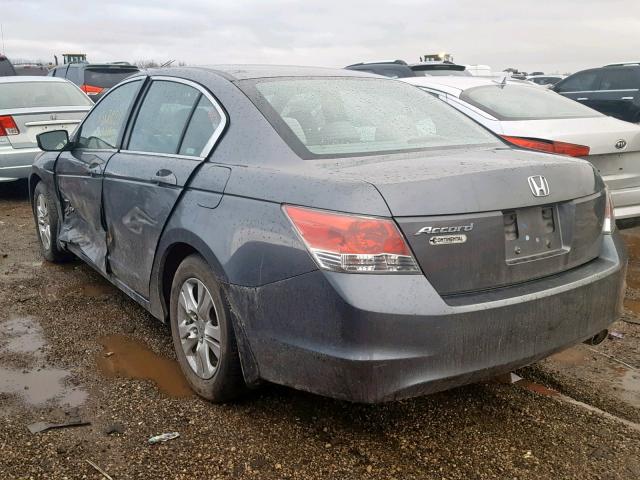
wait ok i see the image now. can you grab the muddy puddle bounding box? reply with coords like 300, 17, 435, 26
97, 335, 192, 398
0, 315, 87, 408
546, 345, 640, 409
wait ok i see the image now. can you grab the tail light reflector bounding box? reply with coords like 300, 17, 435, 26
0, 115, 19, 136
80, 84, 104, 96
501, 135, 590, 157
603, 189, 615, 234
284, 205, 419, 273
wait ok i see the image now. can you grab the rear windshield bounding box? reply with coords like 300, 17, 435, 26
460, 84, 602, 120
0, 81, 92, 109
241, 77, 498, 159
84, 67, 139, 88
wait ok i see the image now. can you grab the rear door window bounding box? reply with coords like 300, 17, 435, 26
179, 96, 222, 156
599, 68, 640, 90
76, 80, 142, 150
555, 70, 600, 92
127, 80, 201, 154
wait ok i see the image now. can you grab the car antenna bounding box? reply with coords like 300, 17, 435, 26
492, 75, 508, 88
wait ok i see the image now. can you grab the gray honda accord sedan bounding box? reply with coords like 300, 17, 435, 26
29, 66, 626, 403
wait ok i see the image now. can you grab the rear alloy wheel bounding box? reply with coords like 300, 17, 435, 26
32, 181, 71, 263
177, 278, 221, 379
170, 254, 245, 402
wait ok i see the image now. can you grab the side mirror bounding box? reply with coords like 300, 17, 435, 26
37, 130, 70, 152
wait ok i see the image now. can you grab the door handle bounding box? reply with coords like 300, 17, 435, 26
88, 161, 102, 177
621, 96, 634, 100
577, 97, 589, 101
151, 169, 177, 186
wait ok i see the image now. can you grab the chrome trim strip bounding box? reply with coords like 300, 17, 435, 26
118, 149, 201, 161
560, 89, 639, 94
25, 119, 82, 127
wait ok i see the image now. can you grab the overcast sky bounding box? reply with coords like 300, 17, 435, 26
2, 0, 639, 74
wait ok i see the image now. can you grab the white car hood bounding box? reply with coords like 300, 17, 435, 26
499, 116, 640, 155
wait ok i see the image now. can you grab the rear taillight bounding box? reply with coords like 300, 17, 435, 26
501, 135, 590, 157
80, 84, 104, 96
284, 205, 419, 273
603, 189, 615, 234
0, 115, 19, 136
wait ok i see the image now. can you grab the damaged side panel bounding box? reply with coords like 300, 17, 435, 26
55, 150, 115, 273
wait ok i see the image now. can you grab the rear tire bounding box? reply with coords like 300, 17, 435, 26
169, 254, 246, 402
32, 181, 71, 263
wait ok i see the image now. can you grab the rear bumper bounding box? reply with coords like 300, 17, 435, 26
610, 185, 640, 219
229, 234, 626, 403
0, 146, 39, 181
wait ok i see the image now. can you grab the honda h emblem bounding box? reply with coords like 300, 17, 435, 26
527, 175, 550, 197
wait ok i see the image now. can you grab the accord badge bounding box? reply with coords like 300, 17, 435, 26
415, 223, 474, 235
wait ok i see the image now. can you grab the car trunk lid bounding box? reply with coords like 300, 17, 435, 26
1, 106, 90, 149
318, 147, 605, 295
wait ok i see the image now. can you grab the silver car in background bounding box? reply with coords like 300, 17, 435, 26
402, 76, 640, 220
0, 76, 92, 182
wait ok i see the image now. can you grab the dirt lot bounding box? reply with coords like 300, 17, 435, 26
1, 180, 639, 479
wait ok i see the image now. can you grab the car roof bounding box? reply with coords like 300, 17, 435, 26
0, 75, 69, 84
147, 65, 379, 81
65, 63, 139, 69
401, 75, 535, 96
527, 74, 564, 79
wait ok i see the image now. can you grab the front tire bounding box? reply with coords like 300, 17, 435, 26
169, 254, 246, 402
32, 181, 71, 263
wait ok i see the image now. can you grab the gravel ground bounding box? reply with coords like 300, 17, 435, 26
1, 180, 639, 479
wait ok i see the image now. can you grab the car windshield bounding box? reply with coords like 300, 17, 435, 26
460, 84, 602, 120
0, 81, 92, 109
84, 67, 139, 88
242, 77, 498, 158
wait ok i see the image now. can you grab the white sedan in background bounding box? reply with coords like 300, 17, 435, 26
402, 76, 640, 220
0, 76, 92, 182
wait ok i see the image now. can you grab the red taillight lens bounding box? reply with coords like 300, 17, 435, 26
80, 84, 104, 96
283, 205, 419, 273
501, 136, 590, 157
0, 115, 19, 136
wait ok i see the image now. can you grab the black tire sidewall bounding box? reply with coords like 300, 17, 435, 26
32, 182, 58, 262
169, 254, 240, 400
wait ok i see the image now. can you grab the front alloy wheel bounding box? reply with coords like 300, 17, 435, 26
35, 193, 51, 251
